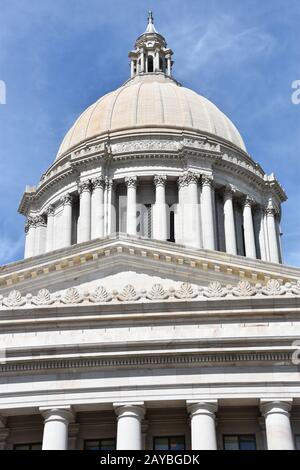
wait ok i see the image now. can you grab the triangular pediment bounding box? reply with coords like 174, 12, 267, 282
1, 234, 300, 300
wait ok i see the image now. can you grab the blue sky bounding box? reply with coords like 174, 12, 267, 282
0, 0, 300, 265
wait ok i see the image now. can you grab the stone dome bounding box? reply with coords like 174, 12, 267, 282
56, 74, 246, 159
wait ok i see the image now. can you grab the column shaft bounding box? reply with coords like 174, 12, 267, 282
187, 402, 218, 450
178, 173, 201, 248
266, 208, 280, 263
61, 194, 73, 248
114, 403, 145, 450
153, 175, 168, 241
46, 205, 55, 252
78, 181, 91, 243
24, 218, 35, 258
41, 407, 74, 450
91, 178, 105, 239
243, 196, 256, 258
201, 176, 215, 250
261, 401, 294, 450
223, 187, 237, 255
125, 176, 137, 236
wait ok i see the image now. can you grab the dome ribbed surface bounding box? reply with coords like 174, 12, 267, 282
57, 75, 246, 159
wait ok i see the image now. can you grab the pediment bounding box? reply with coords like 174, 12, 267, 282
1, 234, 300, 301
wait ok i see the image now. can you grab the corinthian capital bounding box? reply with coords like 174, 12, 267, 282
91, 177, 105, 190
125, 176, 137, 188
201, 174, 214, 187
47, 204, 55, 215
177, 172, 199, 188
78, 180, 91, 194
243, 195, 255, 208
154, 175, 167, 187
61, 193, 73, 205
223, 184, 237, 200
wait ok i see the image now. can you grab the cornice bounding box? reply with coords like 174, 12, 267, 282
1, 235, 300, 291
0, 350, 293, 376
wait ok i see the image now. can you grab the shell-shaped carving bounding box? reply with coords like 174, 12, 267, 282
61, 287, 82, 304
3, 290, 26, 307
147, 283, 169, 300
232, 281, 256, 297
175, 283, 197, 299
32, 289, 54, 305
117, 285, 139, 301
262, 279, 286, 296
90, 286, 112, 303
204, 281, 227, 298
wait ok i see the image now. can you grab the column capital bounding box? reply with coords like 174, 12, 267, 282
154, 174, 167, 187
39, 405, 75, 424
264, 206, 278, 217
91, 177, 105, 190
201, 174, 214, 187
114, 402, 145, 421
78, 180, 91, 194
260, 399, 293, 417
61, 193, 73, 206
223, 184, 237, 199
242, 195, 255, 208
125, 176, 137, 188
47, 204, 55, 215
178, 171, 199, 188
35, 214, 47, 227
186, 400, 218, 417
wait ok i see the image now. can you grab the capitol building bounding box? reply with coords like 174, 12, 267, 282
0, 13, 300, 451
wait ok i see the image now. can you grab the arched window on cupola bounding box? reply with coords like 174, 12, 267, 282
148, 55, 154, 72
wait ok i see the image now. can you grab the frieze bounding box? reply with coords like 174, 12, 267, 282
1, 279, 300, 309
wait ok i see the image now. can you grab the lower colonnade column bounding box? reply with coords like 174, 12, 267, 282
114, 402, 145, 450
223, 185, 237, 255
201, 175, 215, 250
242, 196, 257, 259
35, 215, 47, 256
125, 176, 137, 236
187, 401, 218, 450
91, 177, 105, 239
78, 181, 91, 243
260, 400, 295, 450
266, 207, 280, 263
40, 406, 74, 450
153, 175, 168, 241
185, 172, 201, 248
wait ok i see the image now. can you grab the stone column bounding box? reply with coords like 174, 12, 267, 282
223, 186, 237, 255
178, 172, 201, 248
187, 401, 218, 450
130, 60, 135, 78
46, 205, 55, 252
242, 196, 256, 258
60, 194, 73, 248
125, 176, 137, 236
91, 177, 105, 240
40, 407, 74, 450
201, 175, 215, 250
166, 55, 171, 76
24, 218, 36, 258
78, 181, 91, 243
266, 207, 280, 263
260, 400, 294, 450
0, 417, 9, 450
35, 215, 47, 255
153, 175, 168, 241
114, 403, 145, 450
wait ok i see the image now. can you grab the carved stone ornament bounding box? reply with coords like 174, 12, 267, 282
91, 177, 105, 190
125, 176, 137, 188
153, 175, 167, 187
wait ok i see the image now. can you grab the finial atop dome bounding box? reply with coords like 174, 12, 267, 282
145, 10, 157, 33
128, 11, 174, 78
